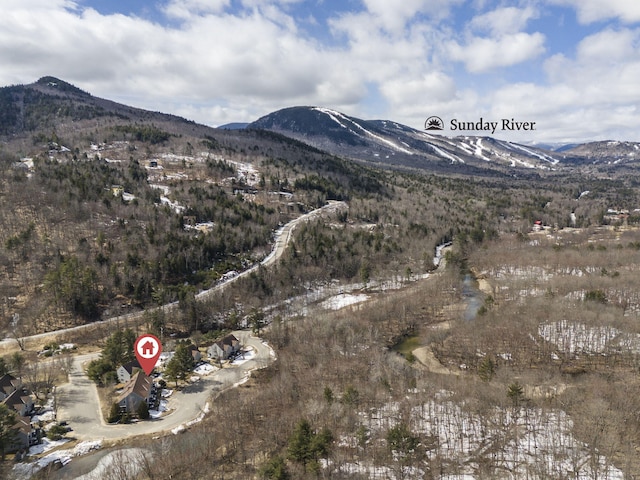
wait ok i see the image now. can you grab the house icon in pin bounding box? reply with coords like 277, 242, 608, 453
141, 340, 155, 356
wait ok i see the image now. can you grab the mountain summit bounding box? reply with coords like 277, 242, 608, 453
249, 106, 562, 172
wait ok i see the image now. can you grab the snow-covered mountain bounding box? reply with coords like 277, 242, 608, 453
561, 140, 640, 166
249, 106, 564, 172
249, 106, 640, 173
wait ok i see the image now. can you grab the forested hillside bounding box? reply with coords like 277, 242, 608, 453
2, 78, 640, 479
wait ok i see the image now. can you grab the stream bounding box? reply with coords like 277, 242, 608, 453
462, 274, 484, 321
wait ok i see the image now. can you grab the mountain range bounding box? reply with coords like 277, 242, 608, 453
2, 77, 640, 175
248, 106, 640, 172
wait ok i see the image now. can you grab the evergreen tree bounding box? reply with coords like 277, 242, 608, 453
478, 355, 496, 382
136, 400, 150, 420
0, 358, 9, 377
0, 404, 18, 460
507, 382, 525, 408
259, 455, 290, 480
287, 419, 313, 470
107, 402, 121, 423
164, 342, 195, 387
287, 419, 333, 472
87, 329, 137, 385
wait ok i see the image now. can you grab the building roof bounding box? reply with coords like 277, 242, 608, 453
218, 334, 239, 348
15, 416, 31, 435
2, 388, 32, 414
116, 371, 152, 404
0, 373, 21, 396
119, 359, 141, 375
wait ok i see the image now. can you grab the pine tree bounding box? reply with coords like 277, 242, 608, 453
136, 400, 150, 420
107, 402, 121, 423
507, 382, 524, 408
287, 419, 313, 470
0, 404, 18, 460
259, 455, 290, 480
164, 342, 195, 387
478, 355, 496, 382
287, 419, 333, 472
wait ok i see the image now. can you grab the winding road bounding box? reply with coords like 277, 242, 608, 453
7, 201, 347, 442
0, 200, 347, 353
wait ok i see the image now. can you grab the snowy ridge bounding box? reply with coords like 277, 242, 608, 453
430, 144, 463, 163
314, 107, 414, 155
507, 142, 560, 165
250, 106, 571, 171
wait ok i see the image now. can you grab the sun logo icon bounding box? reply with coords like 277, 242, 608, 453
425, 116, 444, 131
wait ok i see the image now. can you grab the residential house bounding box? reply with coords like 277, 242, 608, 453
117, 359, 142, 384
116, 371, 155, 414
0, 374, 39, 456
0, 373, 22, 401
188, 345, 202, 363
3, 388, 34, 417
12, 416, 39, 453
207, 334, 240, 361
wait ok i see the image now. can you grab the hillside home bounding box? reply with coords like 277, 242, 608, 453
12, 416, 39, 454
0, 373, 39, 455
116, 371, 155, 414
117, 359, 142, 384
188, 344, 202, 363
0, 373, 22, 401
3, 388, 34, 417
207, 334, 240, 361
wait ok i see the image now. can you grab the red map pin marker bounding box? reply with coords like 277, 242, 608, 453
134, 334, 162, 376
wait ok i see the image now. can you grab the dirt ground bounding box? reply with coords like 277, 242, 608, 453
412, 345, 459, 376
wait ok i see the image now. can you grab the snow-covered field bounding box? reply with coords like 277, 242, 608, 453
193, 362, 217, 375
74, 448, 150, 480
13, 441, 102, 479
149, 399, 169, 419
336, 393, 624, 479
539, 320, 640, 355
230, 348, 256, 365
320, 293, 369, 310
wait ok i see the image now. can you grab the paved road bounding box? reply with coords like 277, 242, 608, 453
0, 201, 347, 354
56, 332, 272, 441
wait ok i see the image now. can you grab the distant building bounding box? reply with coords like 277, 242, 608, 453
207, 334, 240, 361
116, 371, 155, 414
117, 359, 142, 384
0, 374, 39, 455
12, 416, 39, 453
188, 345, 202, 363
3, 387, 34, 417
0, 374, 22, 401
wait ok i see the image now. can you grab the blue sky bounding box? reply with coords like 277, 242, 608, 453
2, 0, 640, 143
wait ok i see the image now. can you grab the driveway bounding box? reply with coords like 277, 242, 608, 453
56, 332, 272, 441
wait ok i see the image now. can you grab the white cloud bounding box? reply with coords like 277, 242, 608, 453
544, 28, 640, 103
575, 28, 638, 62
449, 32, 546, 72
361, 0, 463, 33
548, 0, 640, 24
162, 0, 231, 20
2, 0, 640, 143
481, 27, 640, 142
380, 73, 456, 110
469, 6, 538, 36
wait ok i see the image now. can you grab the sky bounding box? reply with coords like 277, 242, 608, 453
1, 0, 640, 144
